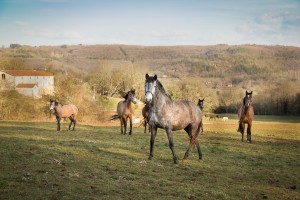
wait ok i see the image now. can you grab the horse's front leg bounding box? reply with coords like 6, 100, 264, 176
73, 118, 76, 131
124, 117, 128, 135
129, 116, 133, 135
144, 120, 147, 134
166, 127, 178, 164
247, 123, 252, 143
120, 118, 124, 134
56, 116, 61, 131
149, 125, 157, 160
240, 122, 245, 142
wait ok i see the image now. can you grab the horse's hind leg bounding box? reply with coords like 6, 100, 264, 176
183, 125, 192, 160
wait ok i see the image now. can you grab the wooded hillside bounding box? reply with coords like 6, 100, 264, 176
0, 44, 299, 122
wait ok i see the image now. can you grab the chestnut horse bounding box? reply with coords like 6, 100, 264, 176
111, 89, 137, 135
237, 91, 254, 143
145, 74, 203, 164
49, 99, 78, 131
142, 104, 150, 133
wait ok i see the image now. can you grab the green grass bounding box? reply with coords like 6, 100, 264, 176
0, 120, 299, 199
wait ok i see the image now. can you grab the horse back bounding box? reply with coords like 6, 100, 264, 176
61, 104, 78, 118
168, 100, 202, 130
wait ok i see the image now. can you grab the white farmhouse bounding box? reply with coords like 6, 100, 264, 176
0, 70, 54, 98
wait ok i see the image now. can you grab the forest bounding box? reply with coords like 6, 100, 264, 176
0, 44, 299, 123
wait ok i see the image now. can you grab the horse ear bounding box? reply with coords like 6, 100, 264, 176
132, 89, 135, 93
250, 91, 253, 95
145, 73, 149, 79
154, 74, 157, 80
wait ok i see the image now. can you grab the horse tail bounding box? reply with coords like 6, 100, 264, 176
110, 114, 120, 120
138, 118, 145, 127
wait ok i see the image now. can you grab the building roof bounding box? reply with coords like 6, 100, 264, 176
16, 83, 37, 88
1, 70, 53, 76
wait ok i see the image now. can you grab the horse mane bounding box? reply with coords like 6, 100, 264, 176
156, 80, 172, 100
123, 93, 128, 100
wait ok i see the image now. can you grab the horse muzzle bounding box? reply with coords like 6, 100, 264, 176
145, 91, 153, 103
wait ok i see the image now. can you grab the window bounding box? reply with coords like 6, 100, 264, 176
1, 74, 5, 80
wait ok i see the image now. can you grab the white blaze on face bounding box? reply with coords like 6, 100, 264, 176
145, 82, 155, 103
132, 97, 137, 104
50, 102, 55, 110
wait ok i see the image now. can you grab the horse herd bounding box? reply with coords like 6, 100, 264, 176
49, 74, 254, 164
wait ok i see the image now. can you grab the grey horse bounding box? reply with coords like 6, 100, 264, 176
145, 74, 203, 164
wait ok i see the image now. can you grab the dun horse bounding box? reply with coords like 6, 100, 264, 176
142, 104, 150, 133
237, 91, 254, 143
49, 99, 78, 131
197, 98, 205, 132
111, 89, 137, 135
145, 74, 203, 164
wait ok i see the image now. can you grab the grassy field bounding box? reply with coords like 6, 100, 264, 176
0, 117, 299, 200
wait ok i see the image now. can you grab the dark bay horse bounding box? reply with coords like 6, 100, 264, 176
237, 91, 254, 143
197, 98, 205, 133
111, 89, 137, 135
142, 104, 150, 133
50, 99, 78, 131
145, 74, 203, 164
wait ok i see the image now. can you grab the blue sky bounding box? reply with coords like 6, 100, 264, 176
0, 0, 299, 47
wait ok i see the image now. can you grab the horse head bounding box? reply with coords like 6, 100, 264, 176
124, 89, 137, 104
145, 74, 157, 103
49, 99, 58, 110
197, 98, 205, 110
243, 91, 252, 108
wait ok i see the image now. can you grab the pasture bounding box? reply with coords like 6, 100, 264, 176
0, 117, 299, 199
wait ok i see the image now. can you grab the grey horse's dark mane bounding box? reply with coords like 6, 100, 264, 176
156, 80, 172, 100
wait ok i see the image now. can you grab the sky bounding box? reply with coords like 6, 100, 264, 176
0, 0, 300, 47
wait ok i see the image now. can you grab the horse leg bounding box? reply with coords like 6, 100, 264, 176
56, 116, 61, 131
129, 116, 133, 135
247, 122, 252, 143
149, 126, 157, 160
183, 125, 192, 160
144, 120, 147, 134
119, 118, 124, 134
166, 127, 178, 164
241, 122, 245, 142
73, 117, 76, 131
124, 117, 127, 135
68, 116, 73, 130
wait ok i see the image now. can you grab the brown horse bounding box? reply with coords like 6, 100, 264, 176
197, 98, 205, 132
49, 99, 78, 131
111, 89, 137, 135
145, 74, 203, 164
142, 104, 150, 133
237, 91, 254, 143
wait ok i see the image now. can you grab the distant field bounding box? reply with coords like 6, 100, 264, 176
0, 118, 299, 199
